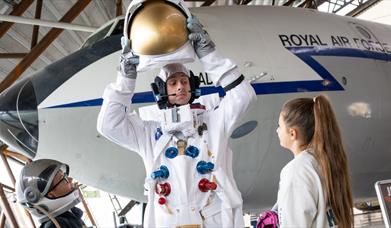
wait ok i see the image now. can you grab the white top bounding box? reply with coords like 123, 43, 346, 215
277, 150, 337, 228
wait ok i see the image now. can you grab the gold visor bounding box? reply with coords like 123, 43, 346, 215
129, 0, 188, 55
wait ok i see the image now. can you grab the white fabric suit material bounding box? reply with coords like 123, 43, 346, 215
97, 50, 256, 227
136, 42, 196, 72
277, 150, 336, 228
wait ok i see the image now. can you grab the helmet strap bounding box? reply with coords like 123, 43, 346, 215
34, 205, 61, 228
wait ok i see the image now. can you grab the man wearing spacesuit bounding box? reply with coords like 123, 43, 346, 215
97, 15, 256, 227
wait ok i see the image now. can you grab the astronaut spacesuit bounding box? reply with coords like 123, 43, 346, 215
97, 15, 256, 228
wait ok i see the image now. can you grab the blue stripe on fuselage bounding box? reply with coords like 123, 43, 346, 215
46, 46, 391, 109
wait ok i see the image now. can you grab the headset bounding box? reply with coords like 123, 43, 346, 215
24, 186, 41, 204
151, 70, 201, 109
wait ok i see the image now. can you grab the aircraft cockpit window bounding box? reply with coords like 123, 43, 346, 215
111, 19, 125, 36
82, 22, 114, 48
0, 79, 38, 158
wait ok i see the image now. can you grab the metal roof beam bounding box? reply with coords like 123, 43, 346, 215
0, 0, 34, 38
0, 213, 5, 228
0, 15, 98, 32
0, 0, 92, 93
118, 200, 138, 217
93, 0, 110, 22
2, 149, 32, 163
298, 0, 318, 8
0, 184, 18, 228
116, 0, 123, 16
332, 0, 355, 14
242, 0, 253, 5
283, 0, 296, 6
346, 0, 381, 17
314, 0, 328, 7
44, 1, 84, 45
298, 0, 309, 7
6, 28, 51, 64
0, 53, 27, 58
31, 0, 43, 49
185, 0, 215, 6
322, 0, 373, 14
202, 0, 216, 6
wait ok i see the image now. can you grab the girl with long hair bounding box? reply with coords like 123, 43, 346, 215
275, 95, 353, 228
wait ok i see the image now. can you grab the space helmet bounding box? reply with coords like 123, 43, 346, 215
16, 159, 81, 223
123, 0, 196, 71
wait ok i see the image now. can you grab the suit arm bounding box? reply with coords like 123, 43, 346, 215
200, 50, 257, 136
97, 73, 147, 158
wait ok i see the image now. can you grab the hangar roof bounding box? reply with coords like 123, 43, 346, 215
0, 0, 383, 91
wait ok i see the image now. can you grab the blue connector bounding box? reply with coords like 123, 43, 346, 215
151, 165, 169, 179
165, 147, 178, 159
185, 145, 199, 158
155, 128, 163, 140
197, 161, 214, 174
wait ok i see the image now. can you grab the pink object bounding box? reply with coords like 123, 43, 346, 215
256, 210, 279, 228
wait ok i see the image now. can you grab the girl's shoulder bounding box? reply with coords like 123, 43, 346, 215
281, 151, 321, 184
283, 151, 315, 170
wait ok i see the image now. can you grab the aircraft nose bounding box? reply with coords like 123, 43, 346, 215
0, 78, 38, 158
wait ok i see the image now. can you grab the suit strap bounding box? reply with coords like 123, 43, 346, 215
223, 75, 244, 92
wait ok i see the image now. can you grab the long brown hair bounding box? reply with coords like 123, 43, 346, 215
281, 95, 353, 228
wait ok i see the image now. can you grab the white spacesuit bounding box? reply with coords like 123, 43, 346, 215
97, 13, 256, 228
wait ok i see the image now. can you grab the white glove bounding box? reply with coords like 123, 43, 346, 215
119, 36, 139, 79
187, 15, 215, 58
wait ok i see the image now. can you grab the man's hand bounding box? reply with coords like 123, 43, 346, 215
187, 15, 215, 58
119, 36, 139, 79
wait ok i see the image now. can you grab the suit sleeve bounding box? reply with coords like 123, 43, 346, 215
97, 72, 151, 159
200, 50, 257, 136
218, 79, 256, 136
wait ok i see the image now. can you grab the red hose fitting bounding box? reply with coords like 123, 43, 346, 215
158, 197, 166, 205
198, 178, 217, 192
156, 182, 171, 196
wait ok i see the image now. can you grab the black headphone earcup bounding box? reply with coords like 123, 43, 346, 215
190, 71, 200, 89
24, 186, 40, 204
189, 71, 201, 104
150, 83, 160, 102
155, 77, 166, 96
151, 76, 169, 109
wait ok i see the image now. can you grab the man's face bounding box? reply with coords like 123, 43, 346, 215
46, 170, 74, 198
166, 72, 191, 106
